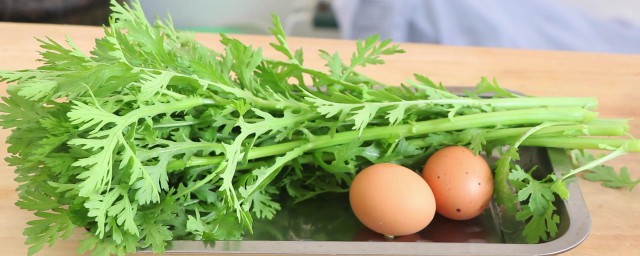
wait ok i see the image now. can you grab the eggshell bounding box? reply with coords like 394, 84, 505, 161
421, 146, 493, 220
349, 163, 436, 236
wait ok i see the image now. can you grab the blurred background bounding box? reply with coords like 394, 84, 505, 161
1, 0, 639, 53
0, 0, 114, 25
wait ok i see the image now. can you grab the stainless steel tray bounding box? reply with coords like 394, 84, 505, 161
151, 147, 590, 255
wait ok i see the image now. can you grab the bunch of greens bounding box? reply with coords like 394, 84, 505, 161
1, 1, 638, 255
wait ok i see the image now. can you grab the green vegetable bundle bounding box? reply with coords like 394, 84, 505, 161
1, 1, 638, 255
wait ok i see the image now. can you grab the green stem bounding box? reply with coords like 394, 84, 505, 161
160, 89, 187, 99
559, 146, 628, 183
319, 97, 598, 111
178, 123, 638, 178
186, 107, 596, 167
493, 123, 558, 214
153, 120, 202, 128
521, 137, 640, 151
483, 123, 628, 140
405, 123, 629, 150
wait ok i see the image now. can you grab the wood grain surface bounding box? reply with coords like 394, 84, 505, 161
1, 22, 639, 256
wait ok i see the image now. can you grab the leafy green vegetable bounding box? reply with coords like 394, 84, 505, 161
1, 0, 639, 255
509, 165, 561, 243
573, 150, 640, 190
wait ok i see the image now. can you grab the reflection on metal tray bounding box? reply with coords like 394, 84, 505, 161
154, 147, 590, 256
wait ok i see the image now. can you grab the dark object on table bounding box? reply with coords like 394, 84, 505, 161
0, 0, 118, 25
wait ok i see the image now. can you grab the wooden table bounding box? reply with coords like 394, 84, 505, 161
1, 22, 639, 256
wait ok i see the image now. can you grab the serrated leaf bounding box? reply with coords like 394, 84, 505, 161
517, 180, 556, 215
508, 165, 557, 215
268, 14, 297, 63
138, 219, 172, 254
77, 234, 131, 256
447, 105, 461, 120
84, 188, 124, 238
584, 166, 639, 190
192, 184, 218, 204
320, 50, 344, 78
70, 137, 116, 197
67, 101, 120, 134
551, 180, 570, 199
457, 128, 487, 154
240, 186, 281, 219
132, 165, 164, 205
0, 92, 49, 128
473, 77, 519, 98
17, 80, 58, 100
137, 71, 173, 100
186, 210, 244, 241
16, 188, 60, 211
350, 105, 379, 132
349, 35, 404, 69
516, 204, 560, 243
208, 213, 245, 240
23, 209, 75, 256
507, 166, 530, 182
107, 194, 139, 236
572, 150, 639, 190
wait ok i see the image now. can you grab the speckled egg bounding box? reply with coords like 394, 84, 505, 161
421, 146, 493, 220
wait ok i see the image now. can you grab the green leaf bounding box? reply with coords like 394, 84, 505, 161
583, 166, 639, 190
508, 166, 558, 215
192, 184, 218, 204
268, 14, 297, 63
85, 186, 137, 238
456, 128, 487, 154
305, 95, 354, 118
36, 36, 91, 71
350, 35, 404, 68
507, 166, 530, 183
185, 214, 207, 240
15, 186, 60, 211
77, 232, 136, 256
138, 219, 172, 254
551, 180, 570, 199
575, 150, 640, 190
241, 186, 281, 219
67, 101, 120, 134
0, 91, 49, 129
136, 71, 173, 101
385, 104, 407, 125
516, 204, 560, 243
16, 80, 58, 101
186, 210, 244, 241
473, 77, 520, 98
23, 210, 76, 256
517, 178, 556, 215
107, 194, 139, 236
350, 105, 379, 132
319, 50, 344, 78
209, 214, 245, 241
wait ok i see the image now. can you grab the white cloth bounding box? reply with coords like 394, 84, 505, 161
333, 0, 640, 53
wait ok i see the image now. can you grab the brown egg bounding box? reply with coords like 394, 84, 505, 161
349, 163, 436, 236
421, 146, 493, 220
